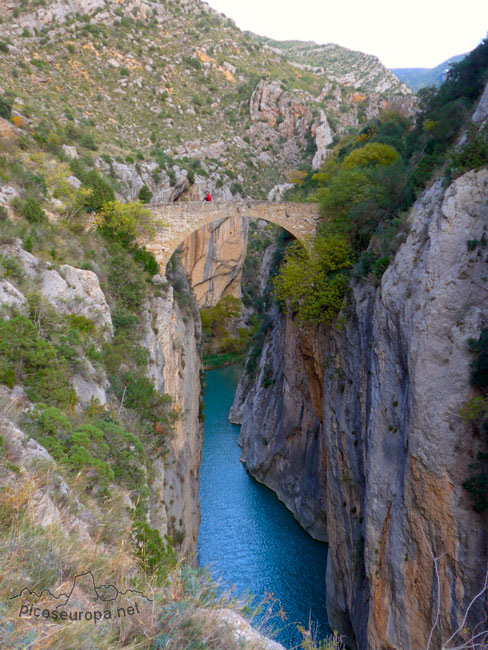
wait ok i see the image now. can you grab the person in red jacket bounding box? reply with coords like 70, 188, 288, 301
203, 192, 212, 202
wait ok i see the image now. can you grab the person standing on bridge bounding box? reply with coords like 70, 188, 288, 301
203, 191, 212, 202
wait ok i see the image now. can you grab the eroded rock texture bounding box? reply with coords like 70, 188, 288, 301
230, 304, 327, 541
233, 168, 488, 648
179, 215, 249, 308
141, 274, 203, 557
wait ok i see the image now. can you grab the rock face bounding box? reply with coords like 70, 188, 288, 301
179, 215, 248, 308
230, 304, 327, 541
249, 79, 314, 169
232, 167, 488, 648
0, 241, 202, 556
311, 110, 334, 169
324, 168, 488, 649
141, 273, 203, 556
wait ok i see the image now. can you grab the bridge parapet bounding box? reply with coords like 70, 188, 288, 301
140, 200, 321, 273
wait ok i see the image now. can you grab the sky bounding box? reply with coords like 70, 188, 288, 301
205, 0, 488, 68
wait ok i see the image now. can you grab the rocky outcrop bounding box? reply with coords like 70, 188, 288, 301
472, 81, 488, 123
0, 279, 26, 312
141, 272, 203, 556
249, 80, 315, 169
0, 240, 112, 407
323, 168, 488, 649
0, 240, 203, 556
233, 167, 488, 648
230, 304, 327, 541
311, 110, 334, 169
179, 215, 248, 308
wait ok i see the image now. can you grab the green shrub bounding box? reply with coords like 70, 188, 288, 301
0, 314, 76, 407
0, 96, 12, 120
111, 306, 138, 333
65, 314, 95, 336
96, 200, 154, 245
79, 132, 98, 151
138, 184, 153, 203
23, 198, 47, 223
107, 250, 147, 310
35, 405, 71, 438
131, 520, 176, 574
231, 181, 244, 195
0, 255, 24, 283
82, 170, 115, 211
133, 247, 158, 276
200, 295, 241, 336
67, 424, 114, 486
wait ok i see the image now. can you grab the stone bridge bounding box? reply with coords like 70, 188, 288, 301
140, 200, 321, 273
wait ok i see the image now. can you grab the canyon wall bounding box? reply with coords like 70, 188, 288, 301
141, 270, 203, 557
324, 168, 488, 649
179, 216, 248, 308
230, 304, 327, 541
232, 167, 488, 647
0, 241, 203, 557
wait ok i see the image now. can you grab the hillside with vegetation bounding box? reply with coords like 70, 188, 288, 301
261, 38, 408, 94
274, 35, 488, 326
0, 0, 413, 205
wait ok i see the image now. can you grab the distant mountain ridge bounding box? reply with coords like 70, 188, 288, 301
391, 54, 467, 92
259, 38, 410, 95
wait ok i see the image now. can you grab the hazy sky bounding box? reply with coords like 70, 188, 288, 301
205, 0, 487, 68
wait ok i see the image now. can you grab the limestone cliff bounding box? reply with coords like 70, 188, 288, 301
0, 241, 202, 557
232, 166, 488, 648
230, 304, 327, 541
324, 168, 488, 649
141, 272, 203, 557
179, 216, 248, 308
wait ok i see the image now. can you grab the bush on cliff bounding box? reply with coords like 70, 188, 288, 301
273, 234, 352, 324
463, 329, 488, 511
0, 313, 76, 408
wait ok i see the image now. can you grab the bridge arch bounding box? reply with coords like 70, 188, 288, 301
140, 200, 321, 274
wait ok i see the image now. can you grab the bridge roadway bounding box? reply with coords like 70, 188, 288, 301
140, 200, 321, 273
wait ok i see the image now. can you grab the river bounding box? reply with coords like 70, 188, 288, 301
197, 365, 330, 649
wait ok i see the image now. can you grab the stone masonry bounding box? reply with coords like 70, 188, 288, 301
140, 200, 321, 273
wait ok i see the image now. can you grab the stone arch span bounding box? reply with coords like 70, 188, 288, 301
140, 200, 321, 274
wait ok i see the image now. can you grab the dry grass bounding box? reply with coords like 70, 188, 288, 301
0, 446, 315, 650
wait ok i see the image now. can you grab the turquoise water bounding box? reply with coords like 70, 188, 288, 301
197, 365, 330, 648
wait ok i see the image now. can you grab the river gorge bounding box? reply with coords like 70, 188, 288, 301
197, 365, 330, 648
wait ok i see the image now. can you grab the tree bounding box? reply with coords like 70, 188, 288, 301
47, 161, 93, 221
319, 167, 382, 222
138, 184, 153, 203
96, 200, 155, 245
342, 142, 400, 170
273, 234, 352, 323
